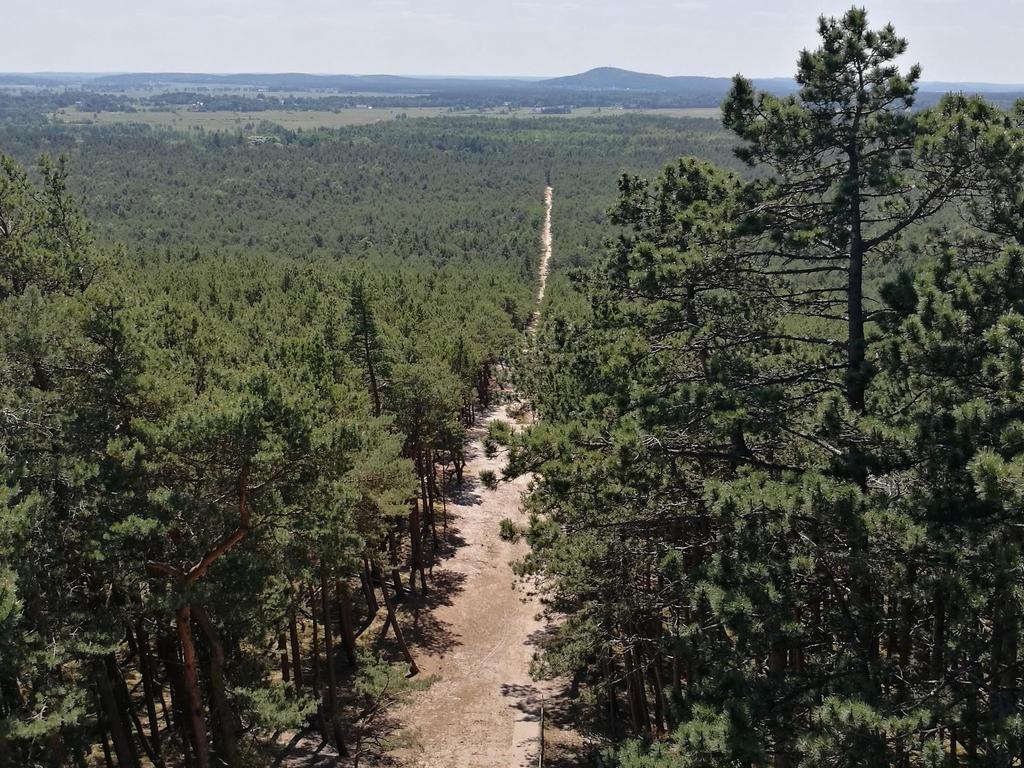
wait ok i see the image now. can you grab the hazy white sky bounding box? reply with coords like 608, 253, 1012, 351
4, 0, 1022, 82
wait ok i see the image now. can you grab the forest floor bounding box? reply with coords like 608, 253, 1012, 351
279, 187, 585, 768
382, 398, 585, 767
381, 186, 586, 767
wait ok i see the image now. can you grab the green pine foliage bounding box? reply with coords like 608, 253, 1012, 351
0, 140, 531, 763
6, 8, 1024, 767
513, 8, 1024, 766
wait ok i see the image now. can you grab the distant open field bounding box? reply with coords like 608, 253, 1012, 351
51, 106, 450, 130
51, 105, 721, 131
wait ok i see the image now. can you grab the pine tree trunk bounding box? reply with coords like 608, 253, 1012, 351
387, 530, 405, 595
649, 652, 667, 735
671, 647, 683, 703
93, 656, 140, 768
441, 464, 449, 539
623, 646, 650, 736
191, 606, 242, 768
991, 583, 1018, 763
110, 653, 162, 766
417, 452, 434, 561
289, 611, 303, 695
135, 621, 164, 761
361, 555, 379, 616
846, 146, 867, 415
310, 587, 321, 699
769, 646, 791, 768
380, 579, 419, 675
278, 633, 291, 683
334, 579, 358, 667
603, 653, 618, 739
320, 564, 348, 756
176, 604, 210, 768
426, 449, 439, 551
357, 298, 382, 419
900, 564, 915, 672
409, 499, 426, 594
95, 688, 115, 768
157, 631, 195, 768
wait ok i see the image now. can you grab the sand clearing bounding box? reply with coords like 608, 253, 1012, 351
385, 186, 575, 767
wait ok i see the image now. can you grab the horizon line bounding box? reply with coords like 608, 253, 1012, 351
3, 69, 1024, 89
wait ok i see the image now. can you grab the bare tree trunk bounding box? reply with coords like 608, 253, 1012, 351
440, 463, 449, 539
94, 656, 140, 768
309, 587, 321, 699
135, 621, 164, 761
846, 148, 866, 415
334, 579, 358, 666
623, 647, 650, 736
408, 499, 427, 594
650, 652, 668, 735
278, 633, 291, 683
387, 530, 405, 595
361, 555, 379, 616
110, 653, 162, 767
320, 564, 348, 756
769, 646, 791, 768
426, 449, 439, 551
157, 632, 195, 768
176, 604, 210, 768
379, 579, 419, 675
191, 606, 242, 768
603, 653, 618, 739
289, 611, 303, 695
95, 684, 115, 768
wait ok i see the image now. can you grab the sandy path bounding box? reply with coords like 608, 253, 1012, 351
388, 406, 552, 767
385, 187, 565, 767
533, 186, 553, 324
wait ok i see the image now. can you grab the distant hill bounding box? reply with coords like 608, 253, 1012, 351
541, 67, 688, 91
3, 68, 1022, 110
539, 67, 797, 96
537, 67, 1024, 103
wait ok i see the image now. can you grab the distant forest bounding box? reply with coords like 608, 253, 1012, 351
3, 66, 1024, 115
7, 6, 1024, 768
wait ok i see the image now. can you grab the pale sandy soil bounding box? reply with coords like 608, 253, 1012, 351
384, 403, 572, 768
381, 185, 581, 768
534, 186, 553, 323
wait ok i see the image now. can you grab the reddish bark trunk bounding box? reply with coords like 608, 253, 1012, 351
176, 604, 210, 768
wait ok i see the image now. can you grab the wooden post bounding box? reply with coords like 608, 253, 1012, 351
538, 699, 545, 768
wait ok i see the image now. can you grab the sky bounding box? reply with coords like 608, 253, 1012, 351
4, 0, 1023, 83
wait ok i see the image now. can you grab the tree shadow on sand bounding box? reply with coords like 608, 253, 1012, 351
397, 568, 469, 657
449, 474, 484, 507
430, 516, 469, 560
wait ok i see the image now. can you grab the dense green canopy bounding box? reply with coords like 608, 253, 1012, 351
513, 8, 1024, 766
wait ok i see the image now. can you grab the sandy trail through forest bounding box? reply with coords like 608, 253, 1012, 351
384, 186, 570, 767
536, 186, 553, 312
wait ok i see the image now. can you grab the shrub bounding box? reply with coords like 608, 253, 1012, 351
479, 469, 499, 490
499, 518, 520, 541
